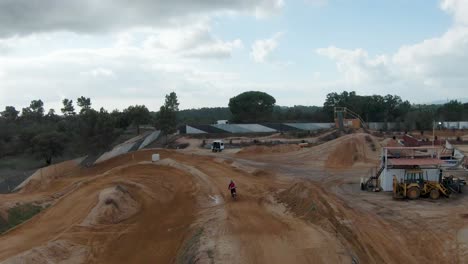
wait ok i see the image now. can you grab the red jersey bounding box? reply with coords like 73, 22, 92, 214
228, 182, 236, 190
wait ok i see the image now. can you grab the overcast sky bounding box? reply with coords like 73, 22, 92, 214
0, 0, 467, 111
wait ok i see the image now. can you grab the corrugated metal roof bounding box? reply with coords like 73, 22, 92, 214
385, 146, 440, 150
388, 158, 445, 166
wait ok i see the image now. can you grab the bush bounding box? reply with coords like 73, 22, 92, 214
1, 203, 43, 233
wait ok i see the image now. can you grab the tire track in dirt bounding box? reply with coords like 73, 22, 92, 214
170, 153, 351, 263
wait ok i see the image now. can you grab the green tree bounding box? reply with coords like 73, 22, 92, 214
30, 100, 45, 117
156, 92, 180, 136
21, 100, 45, 119
165, 92, 179, 112
31, 131, 66, 165
404, 110, 434, 131
177, 107, 231, 124
157, 106, 176, 134
77, 108, 117, 154
228, 91, 276, 123
438, 100, 464, 121
61, 99, 75, 116
1, 106, 19, 121
124, 105, 151, 134
45, 108, 60, 122
93, 108, 118, 151
0, 119, 15, 156
111, 109, 131, 129
323, 91, 411, 123
77, 96, 92, 114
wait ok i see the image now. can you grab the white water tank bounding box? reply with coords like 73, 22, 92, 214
216, 120, 228, 125
152, 154, 160, 162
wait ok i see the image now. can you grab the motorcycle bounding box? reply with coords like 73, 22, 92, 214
230, 187, 237, 200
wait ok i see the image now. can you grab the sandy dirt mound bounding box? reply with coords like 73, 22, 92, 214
277, 182, 375, 262
15, 157, 85, 193
276, 182, 405, 263
1, 240, 89, 264
0, 160, 198, 264
325, 138, 366, 168
237, 144, 301, 155
325, 134, 378, 169
380, 138, 400, 147
241, 133, 381, 169
81, 185, 140, 226
174, 137, 202, 150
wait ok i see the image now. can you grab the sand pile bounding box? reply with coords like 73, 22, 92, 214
276, 182, 331, 223
174, 137, 203, 150
325, 134, 378, 169
1, 240, 89, 264
81, 185, 140, 226
237, 144, 301, 155
277, 182, 389, 264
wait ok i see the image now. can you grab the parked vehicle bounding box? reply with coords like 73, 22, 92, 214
212, 140, 224, 152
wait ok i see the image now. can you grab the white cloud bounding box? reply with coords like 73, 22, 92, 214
254, 0, 285, 18
115, 32, 135, 48
316, 0, 468, 102
304, 0, 329, 7
80, 68, 115, 78
316, 46, 392, 85
440, 0, 468, 25
393, 27, 468, 79
143, 23, 243, 59
0, 35, 41, 54
0, 42, 244, 110
183, 39, 243, 59
251, 32, 283, 63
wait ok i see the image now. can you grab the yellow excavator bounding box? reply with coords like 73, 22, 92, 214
393, 169, 450, 200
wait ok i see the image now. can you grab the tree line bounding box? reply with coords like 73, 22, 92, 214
2, 90, 468, 165
186, 91, 468, 128
322, 91, 468, 130
0, 92, 179, 165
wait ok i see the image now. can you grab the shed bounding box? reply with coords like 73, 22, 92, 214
378, 146, 445, 191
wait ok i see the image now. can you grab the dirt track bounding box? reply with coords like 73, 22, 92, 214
1, 133, 468, 263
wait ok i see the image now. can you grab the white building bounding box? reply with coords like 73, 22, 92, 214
378, 147, 444, 191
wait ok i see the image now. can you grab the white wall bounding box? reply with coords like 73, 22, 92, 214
284, 123, 334, 130
367, 122, 399, 130
442, 121, 468, 129
213, 124, 251, 133
236, 124, 276, 133
186, 126, 207, 134
138, 130, 161, 150
95, 142, 135, 164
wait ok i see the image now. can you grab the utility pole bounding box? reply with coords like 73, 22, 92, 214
432, 120, 435, 147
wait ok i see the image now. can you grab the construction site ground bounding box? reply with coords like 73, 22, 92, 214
1, 132, 468, 263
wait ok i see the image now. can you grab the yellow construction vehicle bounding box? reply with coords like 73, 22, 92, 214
392, 169, 450, 200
